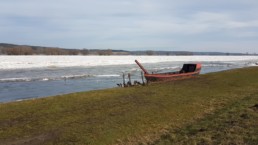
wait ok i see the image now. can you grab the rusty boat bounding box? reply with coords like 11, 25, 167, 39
135, 60, 201, 82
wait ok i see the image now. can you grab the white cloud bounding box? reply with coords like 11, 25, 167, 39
0, 0, 258, 52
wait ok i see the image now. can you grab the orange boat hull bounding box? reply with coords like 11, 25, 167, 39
144, 63, 202, 82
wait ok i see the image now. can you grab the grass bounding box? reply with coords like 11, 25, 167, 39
155, 93, 258, 145
0, 67, 258, 145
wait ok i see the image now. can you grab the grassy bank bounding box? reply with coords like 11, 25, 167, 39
0, 67, 258, 145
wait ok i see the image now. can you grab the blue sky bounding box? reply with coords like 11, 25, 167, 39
0, 0, 258, 53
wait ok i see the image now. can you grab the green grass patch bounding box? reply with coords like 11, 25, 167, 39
155, 92, 258, 145
0, 67, 258, 145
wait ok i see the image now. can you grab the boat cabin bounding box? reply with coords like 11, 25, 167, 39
180, 64, 197, 73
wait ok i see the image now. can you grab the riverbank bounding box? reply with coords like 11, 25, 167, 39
0, 67, 258, 145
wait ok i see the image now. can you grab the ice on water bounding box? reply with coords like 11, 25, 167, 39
0, 55, 258, 70
0, 55, 258, 102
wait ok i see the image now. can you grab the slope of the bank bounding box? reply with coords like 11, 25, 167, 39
0, 67, 258, 145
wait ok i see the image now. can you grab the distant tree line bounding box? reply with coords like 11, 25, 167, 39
0, 46, 91, 55
0, 46, 194, 56
1, 43, 251, 56
0, 43, 195, 56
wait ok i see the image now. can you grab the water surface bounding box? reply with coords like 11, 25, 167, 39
0, 56, 257, 103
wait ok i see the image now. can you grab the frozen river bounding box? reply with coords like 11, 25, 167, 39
0, 55, 258, 103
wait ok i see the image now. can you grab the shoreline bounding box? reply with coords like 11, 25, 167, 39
1, 65, 257, 104
1, 67, 258, 144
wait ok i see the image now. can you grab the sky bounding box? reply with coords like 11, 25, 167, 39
0, 0, 258, 53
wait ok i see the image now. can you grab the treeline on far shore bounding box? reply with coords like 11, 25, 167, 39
0, 43, 194, 56
0, 43, 97, 55
0, 43, 255, 56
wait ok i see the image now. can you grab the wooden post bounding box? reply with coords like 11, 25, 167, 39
128, 73, 132, 86
141, 71, 145, 85
122, 73, 126, 87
